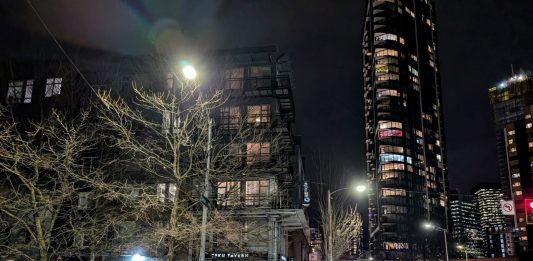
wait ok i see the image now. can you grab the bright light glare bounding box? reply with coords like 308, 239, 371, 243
422, 222, 433, 229
529, 201, 533, 209
132, 254, 145, 261
457, 245, 464, 249
182, 65, 197, 80
355, 185, 367, 193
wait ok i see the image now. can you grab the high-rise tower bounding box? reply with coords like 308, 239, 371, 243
362, 0, 448, 260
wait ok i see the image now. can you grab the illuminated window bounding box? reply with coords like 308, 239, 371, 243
508, 139, 514, 145
247, 104, 270, 124
376, 57, 398, 65
375, 48, 399, 57
377, 73, 400, 81
508, 130, 515, 136
217, 181, 241, 206
376, 89, 400, 97
246, 142, 270, 165
379, 145, 404, 154
405, 7, 415, 18
378, 121, 402, 129
515, 190, 522, 196
384, 242, 409, 250
156, 183, 177, 203
510, 147, 516, 153
249, 65, 271, 88
245, 180, 271, 206
408, 65, 419, 76
528, 142, 533, 148
380, 153, 405, 162
382, 172, 400, 179
250, 65, 271, 77
45, 77, 62, 97
526, 114, 532, 119
527, 123, 532, 129
399, 37, 405, 45
7, 80, 33, 103
220, 106, 241, 129
224, 67, 244, 89
512, 173, 520, 178
375, 33, 398, 42
381, 188, 407, 196
381, 163, 405, 171
378, 129, 403, 138
512, 182, 520, 187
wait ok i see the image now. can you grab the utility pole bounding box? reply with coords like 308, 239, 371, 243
199, 118, 213, 261
327, 189, 333, 261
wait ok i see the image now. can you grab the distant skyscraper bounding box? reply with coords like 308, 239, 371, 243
362, 0, 448, 260
449, 189, 483, 257
471, 183, 513, 257
489, 72, 533, 255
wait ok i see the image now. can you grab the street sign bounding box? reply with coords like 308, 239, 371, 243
501, 200, 515, 215
200, 194, 211, 209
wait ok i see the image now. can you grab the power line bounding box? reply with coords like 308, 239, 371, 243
25, 0, 96, 95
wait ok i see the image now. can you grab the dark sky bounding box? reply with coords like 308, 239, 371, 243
2, 0, 533, 194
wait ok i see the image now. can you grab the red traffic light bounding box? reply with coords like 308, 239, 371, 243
527, 199, 533, 209
527, 199, 533, 224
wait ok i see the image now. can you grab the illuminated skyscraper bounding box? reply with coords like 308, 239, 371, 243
362, 0, 448, 259
489, 72, 533, 256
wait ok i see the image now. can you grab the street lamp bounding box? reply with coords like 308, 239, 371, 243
132, 254, 145, 261
182, 65, 197, 80
174, 64, 210, 261
326, 183, 366, 261
422, 221, 449, 261
457, 245, 468, 261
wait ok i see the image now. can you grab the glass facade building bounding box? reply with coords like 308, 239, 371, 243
362, 0, 448, 259
471, 183, 513, 257
489, 73, 533, 255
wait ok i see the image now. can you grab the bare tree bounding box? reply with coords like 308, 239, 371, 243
319, 200, 362, 261
0, 107, 106, 261
93, 69, 289, 259
310, 151, 364, 261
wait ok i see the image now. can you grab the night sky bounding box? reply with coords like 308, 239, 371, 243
2, 0, 533, 194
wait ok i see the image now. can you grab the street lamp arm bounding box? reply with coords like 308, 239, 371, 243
330, 187, 352, 196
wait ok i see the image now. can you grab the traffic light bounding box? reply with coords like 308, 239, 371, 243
526, 199, 533, 224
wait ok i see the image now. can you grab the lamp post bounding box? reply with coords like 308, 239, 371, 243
457, 245, 468, 261
180, 65, 211, 261
326, 184, 366, 261
176, 64, 211, 261
422, 222, 449, 261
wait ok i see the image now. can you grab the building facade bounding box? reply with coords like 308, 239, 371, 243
449, 189, 483, 257
0, 46, 309, 260
207, 46, 310, 261
489, 72, 533, 256
471, 183, 514, 258
362, 0, 448, 260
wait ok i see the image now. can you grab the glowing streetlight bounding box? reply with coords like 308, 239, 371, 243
355, 184, 367, 193
422, 222, 434, 229
182, 65, 197, 80
132, 254, 145, 261
457, 244, 468, 261
421, 221, 449, 261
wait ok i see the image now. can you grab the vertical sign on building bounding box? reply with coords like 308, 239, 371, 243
303, 181, 310, 207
